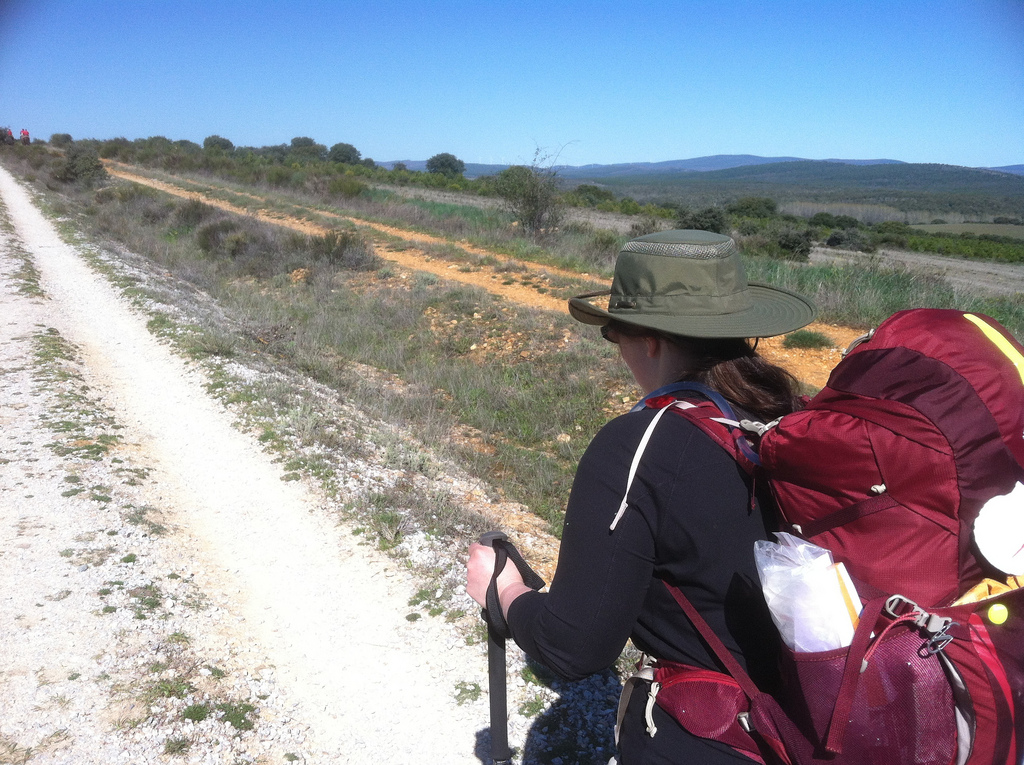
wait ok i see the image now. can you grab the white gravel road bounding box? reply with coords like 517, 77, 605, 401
0, 167, 495, 762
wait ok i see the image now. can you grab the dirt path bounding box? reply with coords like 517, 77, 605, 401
105, 165, 575, 314
102, 164, 864, 388
0, 167, 492, 762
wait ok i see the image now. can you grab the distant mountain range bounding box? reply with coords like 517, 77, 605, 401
382, 155, 1024, 179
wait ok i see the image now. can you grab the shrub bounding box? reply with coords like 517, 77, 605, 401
265, 165, 294, 187
309, 230, 380, 270
426, 152, 466, 177
809, 212, 837, 228
173, 199, 216, 228
50, 133, 73, 147
629, 215, 663, 237
619, 198, 642, 215
677, 207, 727, 234
51, 147, 107, 186
728, 196, 777, 218
826, 227, 874, 252
493, 164, 563, 234
775, 227, 813, 260
328, 176, 366, 198
196, 218, 241, 254
567, 184, 615, 207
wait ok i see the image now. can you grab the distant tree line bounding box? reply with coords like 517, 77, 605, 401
15, 130, 1022, 262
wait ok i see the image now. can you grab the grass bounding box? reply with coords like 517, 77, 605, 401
915, 223, 1024, 240
453, 681, 481, 705
163, 736, 191, 756
13, 157, 1023, 549
782, 329, 835, 350
216, 701, 256, 730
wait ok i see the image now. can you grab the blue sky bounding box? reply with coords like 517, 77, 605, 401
1, 0, 1021, 168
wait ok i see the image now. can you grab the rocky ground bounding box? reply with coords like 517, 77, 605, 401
2, 166, 575, 765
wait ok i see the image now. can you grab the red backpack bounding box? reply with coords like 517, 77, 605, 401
634, 309, 1024, 765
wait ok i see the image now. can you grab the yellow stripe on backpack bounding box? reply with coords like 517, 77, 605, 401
964, 313, 1024, 384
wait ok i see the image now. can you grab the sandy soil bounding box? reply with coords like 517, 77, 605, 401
0, 167, 495, 763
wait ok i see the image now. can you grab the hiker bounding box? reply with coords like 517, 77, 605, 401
467, 229, 815, 764
20, 128, 29, 145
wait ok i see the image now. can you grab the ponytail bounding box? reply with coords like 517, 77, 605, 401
671, 336, 802, 421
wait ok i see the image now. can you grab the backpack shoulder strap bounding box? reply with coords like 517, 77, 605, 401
609, 383, 761, 531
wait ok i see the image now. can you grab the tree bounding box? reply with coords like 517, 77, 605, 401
203, 135, 234, 152
391, 161, 408, 172
328, 142, 361, 164
568, 183, 615, 206
677, 207, 727, 234
289, 137, 327, 162
52, 146, 107, 186
50, 133, 73, 147
727, 196, 777, 218
493, 163, 563, 234
426, 152, 465, 177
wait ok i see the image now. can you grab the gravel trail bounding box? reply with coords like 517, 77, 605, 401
0, 167, 491, 762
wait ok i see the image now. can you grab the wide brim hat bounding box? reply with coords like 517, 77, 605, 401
568, 229, 816, 338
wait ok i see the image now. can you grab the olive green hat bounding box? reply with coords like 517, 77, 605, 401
568, 229, 816, 338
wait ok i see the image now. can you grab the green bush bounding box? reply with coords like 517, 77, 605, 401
196, 218, 241, 254
566, 184, 615, 207
826, 228, 874, 252
265, 165, 294, 187
728, 196, 777, 218
426, 152, 466, 177
309, 230, 380, 270
50, 133, 73, 147
775, 227, 813, 260
51, 147, 108, 187
677, 207, 727, 234
493, 164, 562, 234
328, 176, 367, 198
173, 199, 216, 228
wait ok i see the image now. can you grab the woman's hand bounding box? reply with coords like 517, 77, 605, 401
466, 542, 534, 618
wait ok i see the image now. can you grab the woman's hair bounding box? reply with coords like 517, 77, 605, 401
607, 320, 803, 421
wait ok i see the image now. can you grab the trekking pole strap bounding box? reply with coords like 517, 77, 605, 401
480, 532, 546, 639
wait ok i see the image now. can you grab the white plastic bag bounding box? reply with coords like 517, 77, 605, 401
754, 533, 863, 653
974, 481, 1024, 576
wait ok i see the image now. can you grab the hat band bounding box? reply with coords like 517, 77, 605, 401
609, 289, 754, 317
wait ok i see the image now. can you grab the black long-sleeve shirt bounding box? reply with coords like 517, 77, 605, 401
507, 405, 779, 762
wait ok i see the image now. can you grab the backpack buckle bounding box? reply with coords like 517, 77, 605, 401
737, 711, 755, 734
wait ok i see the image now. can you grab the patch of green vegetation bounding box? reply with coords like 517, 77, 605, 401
782, 330, 835, 350
163, 736, 191, 755
150, 678, 194, 699
217, 701, 256, 730
182, 703, 210, 722
453, 681, 481, 705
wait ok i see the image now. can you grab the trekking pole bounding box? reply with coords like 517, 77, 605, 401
478, 531, 545, 765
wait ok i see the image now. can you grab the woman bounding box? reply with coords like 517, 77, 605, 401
466, 229, 816, 763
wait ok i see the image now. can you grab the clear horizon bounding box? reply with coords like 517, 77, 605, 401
1, 0, 1021, 169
